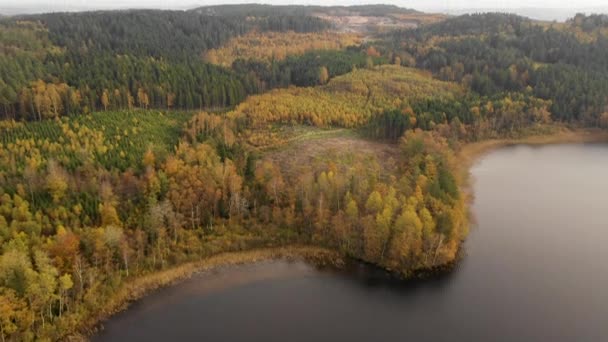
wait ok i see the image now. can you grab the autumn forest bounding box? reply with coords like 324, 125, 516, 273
1, 4, 607, 341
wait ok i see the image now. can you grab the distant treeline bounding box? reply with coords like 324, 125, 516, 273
194, 4, 419, 17
383, 13, 608, 125
30, 10, 330, 59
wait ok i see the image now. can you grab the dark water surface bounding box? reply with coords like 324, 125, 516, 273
94, 144, 608, 342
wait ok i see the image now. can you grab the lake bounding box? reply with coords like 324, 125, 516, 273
94, 143, 608, 342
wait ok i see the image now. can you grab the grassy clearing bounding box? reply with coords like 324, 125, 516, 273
286, 127, 355, 144
256, 125, 358, 151
263, 127, 399, 181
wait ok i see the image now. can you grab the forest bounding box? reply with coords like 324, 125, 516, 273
0, 6, 607, 341
204, 31, 363, 67
0, 10, 331, 120
382, 13, 608, 125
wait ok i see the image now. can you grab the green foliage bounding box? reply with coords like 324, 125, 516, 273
27, 10, 329, 60
383, 13, 608, 125
230, 48, 389, 92
4, 7, 601, 341
0, 60, 474, 339
0, 9, 331, 120
1, 110, 189, 172
230, 65, 463, 147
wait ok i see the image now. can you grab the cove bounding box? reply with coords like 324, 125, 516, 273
93, 143, 608, 342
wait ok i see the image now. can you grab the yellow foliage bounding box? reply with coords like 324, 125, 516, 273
204, 30, 362, 66
227, 65, 462, 148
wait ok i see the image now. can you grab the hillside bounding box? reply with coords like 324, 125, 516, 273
0, 8, 334, 120
228, 65, 464, 147
1, 6, 608, 342
382, 12, 608, 124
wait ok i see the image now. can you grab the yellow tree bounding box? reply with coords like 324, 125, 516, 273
375, 206, 393, 260
319, 66, 329, 85
389, 205, 423, 268
101, 89, 110, 111
255, 161, 285, 207
143, 149, 156, 168
127, 91, 134, 110
167, 92, 176, 109
100, 202, 121, 227
26, 250, 58, 328
45, 160, 68, 203
365, 190, 383, 214
57, 274, 73, 317
0, 288, 30, 342
45, 84, 62, 118
31, 80, 46, 120
137, 88, 149, 109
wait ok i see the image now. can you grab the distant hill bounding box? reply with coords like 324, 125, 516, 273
2, 2, 608, 21
192, 4, 443, 34
191, 4, 420, 17
0, 4, 96, 16
0, 3, 420, 17
439, 7, 608, 22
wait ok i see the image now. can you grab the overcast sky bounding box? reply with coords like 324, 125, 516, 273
3, 0, 608, 10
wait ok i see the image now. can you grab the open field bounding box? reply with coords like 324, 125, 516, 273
263, 128, 399, 180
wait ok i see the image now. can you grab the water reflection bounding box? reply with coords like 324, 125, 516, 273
316, 257, 462, 294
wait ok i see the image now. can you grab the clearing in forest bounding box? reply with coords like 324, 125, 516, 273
262, 128, 400, 182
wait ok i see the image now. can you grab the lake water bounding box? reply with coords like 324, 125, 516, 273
94, 144, 608, 342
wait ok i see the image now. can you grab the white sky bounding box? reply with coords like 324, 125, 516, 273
3, 0, 608, 11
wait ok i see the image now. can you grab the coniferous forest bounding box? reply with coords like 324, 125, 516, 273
1, 5, 608, 340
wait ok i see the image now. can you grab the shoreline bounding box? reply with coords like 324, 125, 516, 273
457, 127, 608, 171
456, 127, 608, 197
456, 125, 608, 230
77, 126, 608, 341
75, 245, 342, 341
